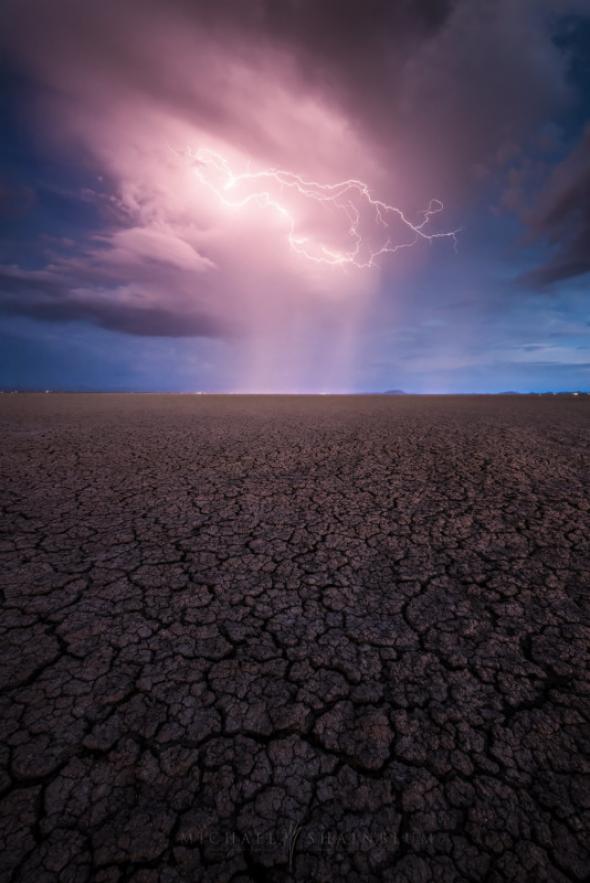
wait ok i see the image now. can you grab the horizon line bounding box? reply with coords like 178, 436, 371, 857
1, 389, 589, 397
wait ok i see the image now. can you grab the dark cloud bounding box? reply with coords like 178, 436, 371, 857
522, 126, 590, 286
0, 266, 230, 338
262, 0, 575, 194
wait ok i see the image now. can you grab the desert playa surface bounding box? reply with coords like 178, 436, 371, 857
1, 394, 589, 881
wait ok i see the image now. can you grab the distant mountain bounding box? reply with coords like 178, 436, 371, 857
382, 389, 407, 395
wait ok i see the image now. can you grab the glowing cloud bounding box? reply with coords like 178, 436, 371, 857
189, 147, 460, 269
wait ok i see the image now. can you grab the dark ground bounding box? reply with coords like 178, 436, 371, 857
1, 394, 589, 882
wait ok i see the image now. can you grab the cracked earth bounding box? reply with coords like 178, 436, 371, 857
1, 393, 589, 882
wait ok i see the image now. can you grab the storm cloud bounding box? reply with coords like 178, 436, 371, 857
523, 125, 590, 286
0, 0, 588, 357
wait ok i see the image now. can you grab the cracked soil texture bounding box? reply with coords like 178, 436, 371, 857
1, 394, 589, 882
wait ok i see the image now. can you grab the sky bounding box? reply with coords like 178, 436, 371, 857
1, 0, 590, 393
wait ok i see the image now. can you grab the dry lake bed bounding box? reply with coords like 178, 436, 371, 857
1, 393, 589, 882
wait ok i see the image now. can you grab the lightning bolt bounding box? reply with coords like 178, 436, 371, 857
188, 147, 459, 269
